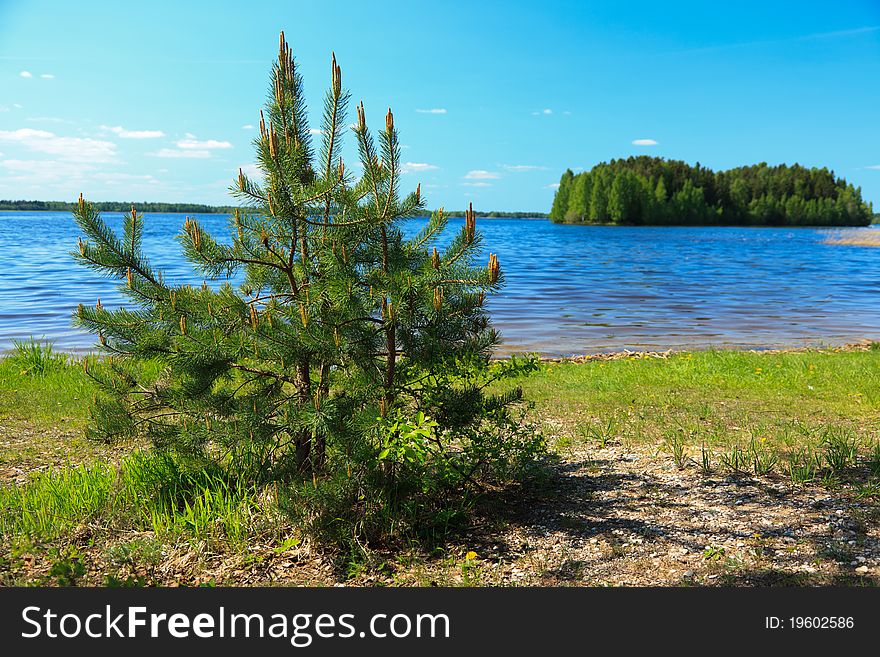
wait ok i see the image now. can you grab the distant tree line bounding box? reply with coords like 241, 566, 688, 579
0, 199, 547, 219
440, 210, 548, 218
0, 199, 238, 213
550, 157, 873, 226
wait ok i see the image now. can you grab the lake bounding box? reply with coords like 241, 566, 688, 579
1, 211, 878, 356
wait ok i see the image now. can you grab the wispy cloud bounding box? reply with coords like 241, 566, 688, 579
0, 158, 90, 179
532, 108, 553, 116
415, 108, 447, 114
464, 169, 501, 180
176, 137, 232, 150
0, 128, 116, 162
545, 182, 560, 189
866, 165, 880, 170
101, 125, 165, 139
152, 148, 212, 159
92, 172, 159, 184
241, 124, 254, 130
677, 25, 880, 55
632, 138, 659, 146
503, 164, 547, 172
27, 117, 72, 124
401, 162, 439, 173
462, 182, 492, 188
238, 163, 263, 178
40, 73, 54, 79
19, 71, 32, 78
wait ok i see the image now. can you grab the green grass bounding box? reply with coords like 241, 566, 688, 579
0, 449, 275, 549
2, 342, 880, 584
0, 342, 94, 425
514, 349, 880, 453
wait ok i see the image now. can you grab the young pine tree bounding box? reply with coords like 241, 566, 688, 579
72, 33, 539, 494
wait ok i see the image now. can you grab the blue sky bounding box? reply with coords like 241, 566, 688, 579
1, 0, 878, 211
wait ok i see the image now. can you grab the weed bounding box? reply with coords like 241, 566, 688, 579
748, 436, 778, 476
703, 545, 726, 562
787, 448, 819, 485
700, 443, 713, 475
6, 338, 67, 376
663, 430, 689, 469
47, 547, 86, 586
578, 415, 619, 449
867, 442, 880, 477
719, 444, 749, 474
820, 426, 858, 472
104, 574, 147, 587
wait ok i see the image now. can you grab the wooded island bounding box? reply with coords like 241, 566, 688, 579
550, 157, 873, 226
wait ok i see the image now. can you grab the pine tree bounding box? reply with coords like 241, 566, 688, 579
72, 32, 538, 492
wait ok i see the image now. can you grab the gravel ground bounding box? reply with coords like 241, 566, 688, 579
408, 438, 880, 587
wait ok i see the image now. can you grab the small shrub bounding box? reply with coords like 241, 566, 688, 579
70, 32, 545, 553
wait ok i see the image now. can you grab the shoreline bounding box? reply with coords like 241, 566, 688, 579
4, 338, 877, 361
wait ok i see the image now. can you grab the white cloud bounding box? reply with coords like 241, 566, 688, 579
13, 104, 23, 109
464, 169, 501, 180
19, 71, 32, 78
463, 182, 492, 188
532, 108, 553, 115
92, 172, 158, 183
238, 163, 263, 178
242, 124, 254, 130
0, 158, 90, 179
415, 108, 447, 114
545, 183, 561, 189
101, 125, 165, 139
308, 128, 325, 135
503, 164, 547, 172
40, 74, 54, 79
152, 148, 212, 159
176, 137, 232, 150
27, 117, 72, 124
401, 162, 439, 173
0, 128, 117, 162
632, 138, 659, 146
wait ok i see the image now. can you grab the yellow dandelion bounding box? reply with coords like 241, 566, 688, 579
465, 551, 477, 561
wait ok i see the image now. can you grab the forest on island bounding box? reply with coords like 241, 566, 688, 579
550, 157, 874, 226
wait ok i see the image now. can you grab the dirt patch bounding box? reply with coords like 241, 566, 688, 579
3, 417, 879, 587
400, 437, 880, 587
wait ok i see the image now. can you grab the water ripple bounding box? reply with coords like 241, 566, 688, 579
1, 212, 878, 356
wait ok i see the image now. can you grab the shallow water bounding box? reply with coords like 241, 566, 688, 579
1, 211, 878, 356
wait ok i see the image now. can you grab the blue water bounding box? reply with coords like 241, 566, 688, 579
1, 211, 879, 356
